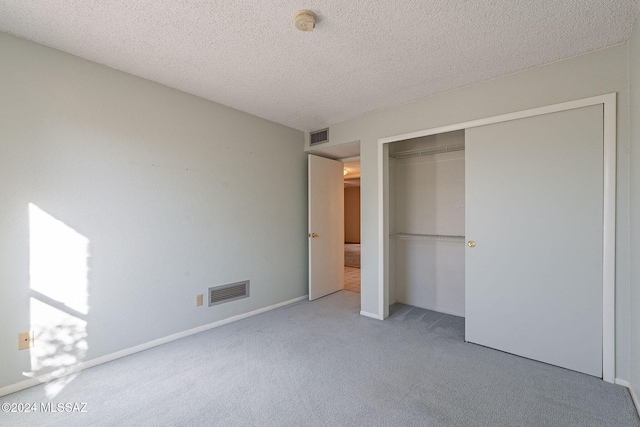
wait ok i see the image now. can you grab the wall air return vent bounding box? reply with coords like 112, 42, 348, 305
310, 128, 329, 145
208, 280, 250, 307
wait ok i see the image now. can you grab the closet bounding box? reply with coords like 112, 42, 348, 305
388, 130, 465, 317
383, 98, 612, 379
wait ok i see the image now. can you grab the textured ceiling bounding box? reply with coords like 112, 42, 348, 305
0, 1, 638, 131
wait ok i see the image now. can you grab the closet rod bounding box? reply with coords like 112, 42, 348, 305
390, 142, 465, 159
392, 233, 465, 243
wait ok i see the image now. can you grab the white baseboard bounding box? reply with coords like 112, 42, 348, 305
629, 384, 640, 416
615, 378, 630, 387
0, 295, 308, 397
360, 310, 384, 320
630, 383, 640, 418
615, 378, 640, 417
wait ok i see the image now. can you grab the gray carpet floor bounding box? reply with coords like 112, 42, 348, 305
1, 291, 638, 426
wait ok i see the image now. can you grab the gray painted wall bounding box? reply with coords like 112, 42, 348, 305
0, 32, 307, 389
630, 16, 640, 396
315, 43, 632, 380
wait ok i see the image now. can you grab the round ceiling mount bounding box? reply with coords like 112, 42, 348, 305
294, 10, 316, 32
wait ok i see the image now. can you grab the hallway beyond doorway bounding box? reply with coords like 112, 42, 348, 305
344, 266, 360, 293
344, 243, 360, 293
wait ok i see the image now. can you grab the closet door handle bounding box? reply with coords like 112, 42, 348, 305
309, 232, 319, 238
467, 240, 476, 248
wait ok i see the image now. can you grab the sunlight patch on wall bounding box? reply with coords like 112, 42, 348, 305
29, 204, 89, 315
28, 203, 90, 398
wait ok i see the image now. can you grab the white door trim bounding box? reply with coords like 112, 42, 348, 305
377, 93, 617, 383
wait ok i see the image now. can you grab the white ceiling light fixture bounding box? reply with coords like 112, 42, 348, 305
294, 10, 316, 32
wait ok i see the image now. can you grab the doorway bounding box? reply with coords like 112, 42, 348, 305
343, 160, 361, 293
307, 140, 361, 303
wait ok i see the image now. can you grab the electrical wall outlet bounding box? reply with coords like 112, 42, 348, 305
18, 331, 33, 350
196, 294, 203, 307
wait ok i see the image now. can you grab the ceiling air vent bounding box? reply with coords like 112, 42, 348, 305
208, 280, 250, 307
310, 128, 329, 145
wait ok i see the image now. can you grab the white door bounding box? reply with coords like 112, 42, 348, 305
308, 154, 344, 300
465, 105, 604, 377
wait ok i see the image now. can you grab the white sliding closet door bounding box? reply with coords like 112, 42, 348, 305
465, 105, 603, 377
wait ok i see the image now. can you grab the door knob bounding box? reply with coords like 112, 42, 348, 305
309, 232, 319, 238
467, 240, 476, 248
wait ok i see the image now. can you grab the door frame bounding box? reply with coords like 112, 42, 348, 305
377, 93, 617, 383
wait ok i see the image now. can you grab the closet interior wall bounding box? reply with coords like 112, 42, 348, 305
389, 130, 466, 317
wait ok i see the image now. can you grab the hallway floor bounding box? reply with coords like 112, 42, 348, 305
344, 266, 360, 293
